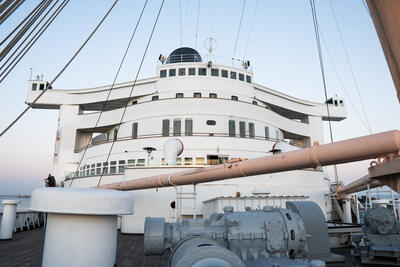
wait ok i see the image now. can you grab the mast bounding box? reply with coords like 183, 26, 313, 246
367, 0, 400, 103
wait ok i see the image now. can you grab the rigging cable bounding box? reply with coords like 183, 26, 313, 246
329, 0, 372, 134
0, 0, 68, 83
0, 0, 49, 61
194, 0, 200, 49
68, 0, 149, 187
96, 0, 166, 187
309, 0, 338, 183
0, 0, 46, 47
232, 0, 246, 60
319, 28, 371, 133
361, 0, 370, 16
242, 0, 258, 60
0, 0, 119, 137
0, 0, 24, 25
0, 0, 15, 15
0, 0, 56, 70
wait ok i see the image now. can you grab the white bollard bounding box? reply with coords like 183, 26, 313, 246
342, 196, 352, 224
30, 188, 133, 267
0, 200, 19, 240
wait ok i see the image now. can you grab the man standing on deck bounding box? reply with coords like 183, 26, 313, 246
45, 174, 56, 187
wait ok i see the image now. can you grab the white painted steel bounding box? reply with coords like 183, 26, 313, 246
26, 59, 346, 233
163, 138, 183, 165
342, 196, 352, 224
0, 200, 19, 239
30, 188, 134, 267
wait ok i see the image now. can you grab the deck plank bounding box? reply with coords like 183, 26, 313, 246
0, 227, 360, 266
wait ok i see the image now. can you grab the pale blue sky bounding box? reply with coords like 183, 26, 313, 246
0, 0, 399, 194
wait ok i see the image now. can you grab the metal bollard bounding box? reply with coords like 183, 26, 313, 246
30, 188, 133, 267
0, 200, 19, 240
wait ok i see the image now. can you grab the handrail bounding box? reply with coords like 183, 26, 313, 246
74, 133, 302, 153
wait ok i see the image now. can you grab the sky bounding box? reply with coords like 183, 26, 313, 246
0, 0, 399, 195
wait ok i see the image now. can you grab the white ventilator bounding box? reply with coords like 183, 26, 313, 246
163, 138, 184, 165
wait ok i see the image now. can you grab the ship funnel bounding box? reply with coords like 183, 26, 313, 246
163, 139, 183, 166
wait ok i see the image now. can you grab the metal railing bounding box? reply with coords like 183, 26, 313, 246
159, 53, 252, 71
74, 132, 302, 153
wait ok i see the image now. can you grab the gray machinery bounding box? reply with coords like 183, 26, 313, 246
352, 206, 400, 265
144, 201, 344, 267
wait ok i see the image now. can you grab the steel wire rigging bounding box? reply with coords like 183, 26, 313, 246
242, 0, 258, 61
232, 0, 246, 61
0, 0, 68, 83
329, 0, 372, 134
69, 0, 150, 187
319, 29, 371, 133
96, 0, 166, 188
309, 0, 339, 183
0, 0, 118, 137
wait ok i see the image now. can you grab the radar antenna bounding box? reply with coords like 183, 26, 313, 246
204, 37, 217, 64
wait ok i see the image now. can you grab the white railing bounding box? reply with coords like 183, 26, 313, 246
0, 209, 44, 232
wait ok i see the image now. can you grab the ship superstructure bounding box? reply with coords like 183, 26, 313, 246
26, 47, 346, 233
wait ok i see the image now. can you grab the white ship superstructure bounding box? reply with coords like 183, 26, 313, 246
26, 47, 346, 233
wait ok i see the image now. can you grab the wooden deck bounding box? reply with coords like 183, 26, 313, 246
0, 227, 363, 267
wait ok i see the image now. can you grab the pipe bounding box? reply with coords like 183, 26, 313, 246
99, 130, 400, 191
336, 177, 383, 196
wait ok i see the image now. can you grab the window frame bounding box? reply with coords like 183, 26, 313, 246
160, 69, 167, 78
198, 68, 207, 76
169, 69, 176, 77
178, 68, 185, 76
211, 68, 219, 76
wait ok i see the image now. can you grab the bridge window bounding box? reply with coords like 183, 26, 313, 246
132, 122, 138, 139
265, 126, 269, 139
230, 71, 237, 79
189, 68, 196, 75
229, 120, 236, 137
137, 159, 145, 166
246, 75, 251, 83
196, 157, 205, 165
239, 73, 244, 81
31, 83, 37, 91
39, 84, 45, 90
221, 70, 228, 78
185, 118, 193, 136
239, 121, 246, 137
184, 157, 193, 165
128, 159, 135, 167
160, 70, 167, 78
162, 119, 170, 136
113, 129, 118, 141
110, 161, 117, 174
198, 68, 207, 76
102, 162, 108, 174
211, 68, 219, 76
96, 163, 101, 175
169, 69, 176, 77
118, 160, 125, 173
173, 119, 181, 136
249, 123, 255, 138
179, 68, 185, 76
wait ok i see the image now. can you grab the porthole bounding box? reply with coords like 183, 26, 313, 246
206, 120, 216, 126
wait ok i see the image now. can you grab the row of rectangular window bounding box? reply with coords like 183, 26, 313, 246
160, 68, 251, 83
77, 155, 231, 177
113, 120, 279, 141
229, 120, 281, 139
153, 93, 246, 101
